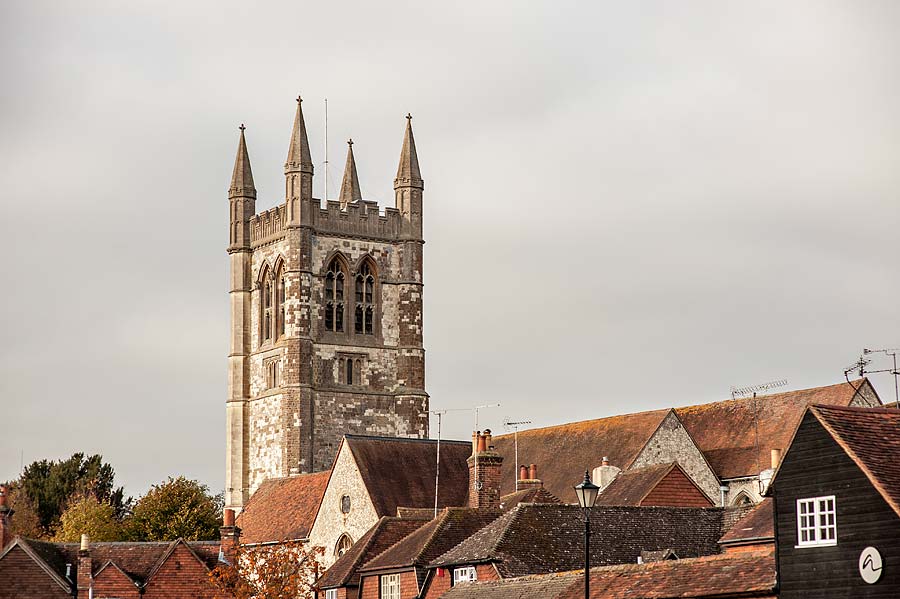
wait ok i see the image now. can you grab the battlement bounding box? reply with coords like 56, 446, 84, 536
250, 204, 287, 245
250, 199, 404, 245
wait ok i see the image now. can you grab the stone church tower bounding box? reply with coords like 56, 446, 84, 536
225, 98, 428, 511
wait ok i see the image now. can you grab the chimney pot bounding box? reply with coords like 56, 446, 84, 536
0, 486, 7, 508
771, 448, 782, 470
476, 433, 487, 453
601, 456, 610, 467
529, 464, 537, 480
80, 534, 90, 552
519, 465, 528, 480
223, 508, 235, 527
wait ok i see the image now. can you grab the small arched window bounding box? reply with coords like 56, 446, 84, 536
335, 533, 352, 557
276, 266, 285, 338
259, 266, 274, 345
355, 261, 375, 335
325, 259, 345, 333
732, 492, 753, 507
346, 358, 353, 385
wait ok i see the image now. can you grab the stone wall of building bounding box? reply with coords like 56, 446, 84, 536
631, 411, 721, 503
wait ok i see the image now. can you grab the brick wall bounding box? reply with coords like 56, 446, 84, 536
93, 564, 141, 598
359, 570, 418, 599
141, 544, 224, 599
0, 546, 70, 599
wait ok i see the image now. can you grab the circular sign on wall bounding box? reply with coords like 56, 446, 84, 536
859, 546, 883, 584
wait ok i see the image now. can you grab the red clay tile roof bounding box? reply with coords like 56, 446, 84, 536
430, 504, 726, 577
236, 471, 330, 543
596, 463, 713, 507
439, 550, 776, 599
718, 498, 774, 546
807, 404, 900, 518
675, 380, 876, 479
346, 436, 472, 517
317, 517, 428, 590
492, 409, 672, 501
359, 508, 502, 573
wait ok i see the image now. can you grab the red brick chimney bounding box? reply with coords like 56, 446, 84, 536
518, 463, 543, 490
0, 486, 13, 549
468, 430, 503, 509
77, 534, 92, 595
219, 508, 241, 563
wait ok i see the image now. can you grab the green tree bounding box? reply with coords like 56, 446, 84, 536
126, 477, 222, 541
53, 494, 123, 542
4, 484, 44, 539
20, 453, 126, 533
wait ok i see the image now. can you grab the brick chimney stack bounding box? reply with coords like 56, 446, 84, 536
468, 430, 503, 509
77, 534, 92, 595
518, 463, 543, 490
0, 485, 13, 549
220, 508, 241, 563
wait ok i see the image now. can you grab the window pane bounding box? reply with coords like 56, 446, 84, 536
336, 274, 344, 301
355, 305, 363, 333
336, 304, 344, 332
325, 303, 333, 331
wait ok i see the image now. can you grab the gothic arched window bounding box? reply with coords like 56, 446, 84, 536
335, 533, 353, 557
732, 492, 753, 507
276, 264, 285, 338
325, 258, 345, 333
355, 261, 376, 335
259, 266, 274, 345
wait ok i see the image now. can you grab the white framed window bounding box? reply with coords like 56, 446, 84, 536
380, 573, 400, 599
797, 495, 837, 547
453, 566, 477, 584
324, 590, 337, 599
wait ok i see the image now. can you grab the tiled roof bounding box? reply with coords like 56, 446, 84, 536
430, 504, 726, 577
359, 508, 502, 572
676, 380, 874, 479
499, 486, 561, 509
439, 550, 775, 599
236, 471, 330, 543
346, 436, 472, 517
808, 404, 900, 518
7, 538, 220, 586
719, 499, 774, 546
595, 463, 674, 506
317, 517, 428, 589
492, 409, 672, 500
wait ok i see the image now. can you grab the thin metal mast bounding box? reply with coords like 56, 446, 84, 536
324, 98, 329, 201
504, 419, 532, 491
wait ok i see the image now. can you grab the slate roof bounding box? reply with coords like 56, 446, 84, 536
805, 404, 900, 518
430, 504, 726, 577
346, 436, 472, 517
492, 409, 672, 500
359, 508, 503, 573
439, 550, 776, 599
675, 380, 876, 479
317, 517, 428, 590
236, 470, 330, 544
719, 498, 774, 546
4, 538, 220, 587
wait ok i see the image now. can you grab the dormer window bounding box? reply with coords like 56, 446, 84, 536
453, 566, 477, 584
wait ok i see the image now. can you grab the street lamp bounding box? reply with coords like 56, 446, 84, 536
574, 471, 600, 599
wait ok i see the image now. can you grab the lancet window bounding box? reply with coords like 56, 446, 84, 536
276, 264, 285, 338
354, 261, 375, 335
325, 258, 346, 333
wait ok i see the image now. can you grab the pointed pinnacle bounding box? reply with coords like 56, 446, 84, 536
285, 97, 313, 174
230, 125, 256, 199
394, 114, 423, 189
338, 138, 362, 206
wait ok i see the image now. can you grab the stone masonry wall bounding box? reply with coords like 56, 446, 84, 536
307, 443, 380, 571
631, 411, 721, 503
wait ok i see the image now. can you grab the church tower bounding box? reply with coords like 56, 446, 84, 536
225, 99, 429, 511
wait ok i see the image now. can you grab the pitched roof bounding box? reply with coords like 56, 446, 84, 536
439, 550, 776, 599
499, 486, 561, 509
492, 409, 672, 500
345, 436, 472, 517
430, 504, 726, 577
675, 380, 876, 479
2, 538, 221, 588
236, 471, 330, 544
718, 498, 774, 546
596, 462, 712, 507
359, 508, 502, 573
317, 517, 428, 590
805, 404, 900, 518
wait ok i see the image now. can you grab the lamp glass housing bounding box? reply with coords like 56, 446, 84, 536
574, 472, 600, 509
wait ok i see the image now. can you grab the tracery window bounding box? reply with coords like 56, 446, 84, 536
324, 259, 345, 333
354, 261, 375, 335
335, 534, 353, 557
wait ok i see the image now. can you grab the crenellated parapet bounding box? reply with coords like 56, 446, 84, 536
250, 204, 287, 246
309, 199, 402, 240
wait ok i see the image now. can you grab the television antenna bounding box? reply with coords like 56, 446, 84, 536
859, 348, 900, 406
731, 379, 788, 399
421, 403, 500, 517
503, 418, 532, 491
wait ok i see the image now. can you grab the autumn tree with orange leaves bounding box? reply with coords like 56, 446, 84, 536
209, 540, 324, 599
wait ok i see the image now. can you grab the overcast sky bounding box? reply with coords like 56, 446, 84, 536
1, 1, 898, 498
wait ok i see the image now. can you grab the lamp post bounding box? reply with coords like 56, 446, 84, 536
574, 471, 600, 599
